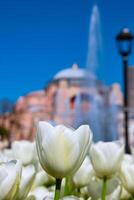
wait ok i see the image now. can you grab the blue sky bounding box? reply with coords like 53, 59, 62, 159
0, 0, 134, 101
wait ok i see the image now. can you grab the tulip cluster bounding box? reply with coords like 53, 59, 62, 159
0, 121, 134, 200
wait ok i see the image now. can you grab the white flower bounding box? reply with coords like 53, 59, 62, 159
120, 186, 131, 200
41, 191, 54, 200
73, 156, 94, 188
15, 164, 36, 200
36, 121, 92, 179
87, 176, 119, 200
3, 149, 14, 161
0, 152, 8, 163
33, 169, 55, 188
122, 154, 134, 165
90, 141, 124, 178
120, 162, 134, 195
28, 186, 49, 200
12, 140, 35, 166
0, 160, 22, 200
106, 186, 121, 200
97, 186, 121, 200
119, 152, 134, 196
0, 149, 14, 163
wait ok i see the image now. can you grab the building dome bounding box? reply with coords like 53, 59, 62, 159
54, 64, 96, 80
54, 64, 86, 80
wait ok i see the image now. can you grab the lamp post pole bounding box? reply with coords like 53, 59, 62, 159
116, 28, 134, 154
123, 56, 130, 153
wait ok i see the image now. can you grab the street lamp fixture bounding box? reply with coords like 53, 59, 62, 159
116, 28, 134, 154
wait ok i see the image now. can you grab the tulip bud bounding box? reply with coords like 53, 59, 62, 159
15, 164, 36, 200
0, 160, 22, 200
90, 141, 124, 179
12, 140, 35, 166
120, 163, 134, 196
33, 169, 55, 188
73, 156, 94, 188
28, 186, 49, 200
36, 122, 92, 179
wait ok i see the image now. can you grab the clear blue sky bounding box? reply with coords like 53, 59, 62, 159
0, 0, 134, 101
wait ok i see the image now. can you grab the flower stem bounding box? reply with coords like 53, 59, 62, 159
131, 194, 134, 200
64, 177, 69, 196
54, 178, 62, 200
64, 177, 74, 196
101, 177, 107, 200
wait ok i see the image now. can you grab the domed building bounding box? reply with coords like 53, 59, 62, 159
54, 63, 96, 86
6, 63, 99, 141
0, 63, 123, 144
52, 63, 97, 125
54, 63, 85, 80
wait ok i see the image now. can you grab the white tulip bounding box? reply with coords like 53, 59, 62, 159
120, 186, 131, 200
12, 140, 35, 166
120, 163, 134, 195
41, 191, 54, 200
0, 160, 22, 200
3, 149, 14, 161
36, 121, 92, 179
15, 164, 36, 200
73, 156, 94, 188
0, 151, 8, 163
0, 149, 14, 163
87, 176, 119, 200
33, 169, 55, 188
105, 185, 121, 200
90, 141, 124, 178
122, 154, 134, 165
28, 186, 49, 200
97, 186, 121, 200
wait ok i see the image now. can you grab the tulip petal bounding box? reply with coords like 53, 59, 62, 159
0, 160, 21, 200
71, 125, 92, 174
41, 130, 79, 178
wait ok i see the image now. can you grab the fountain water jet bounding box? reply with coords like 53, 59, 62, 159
84, 5, 119, 141
86, 5, 103, 77
86, 5, 119, 141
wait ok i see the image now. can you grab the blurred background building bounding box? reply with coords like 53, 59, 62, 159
0, 63, 124, 147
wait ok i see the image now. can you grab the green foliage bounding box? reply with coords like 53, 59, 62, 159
0, 126, 9, 139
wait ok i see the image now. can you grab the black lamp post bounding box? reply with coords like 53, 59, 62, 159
116, 28, 134, 154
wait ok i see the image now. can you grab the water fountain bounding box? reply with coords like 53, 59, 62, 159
86, 5, 103, 76
86, 5, 119, 141
75, 5, 119, 141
